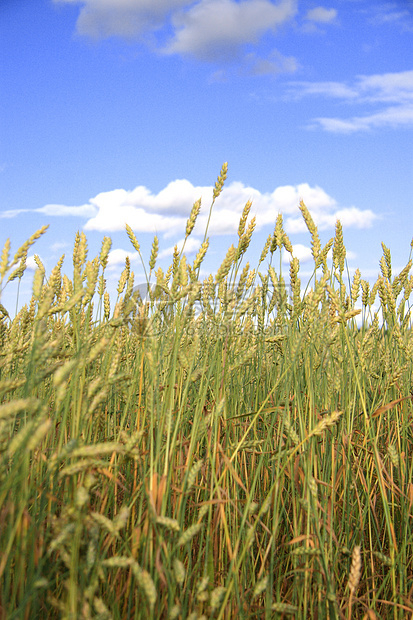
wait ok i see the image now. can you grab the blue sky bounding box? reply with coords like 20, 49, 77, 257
1, 0, 412, 315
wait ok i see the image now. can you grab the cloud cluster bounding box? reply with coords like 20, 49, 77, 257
52, 0, 348, 74
54, 0, 304, 73
55, 0, 297, 43
32, 178, 377, 244
287, 70, 413, 132
54, 2, 412, 133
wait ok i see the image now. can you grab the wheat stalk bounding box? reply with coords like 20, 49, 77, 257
270, 213, 284, 253
216, 245, 236, 282
300, 200, 321, 262
149, 235, 159, 272
173, 558, 186, 585
185, 198, 202, 238
347, 545, 362, 619
238, 200, 252, 238
213, 162, 228, 200
333, 219, 346, 273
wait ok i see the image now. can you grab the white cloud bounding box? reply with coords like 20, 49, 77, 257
128, 180, 206, 214
158, 236, 203, 259
26, 255, 39, 271
107, 248, 138, 268
83, 183, 197, 233
305, 7, 337, 24
51, 241, 69, 252
346, 250, 357, 262
281, 245, 357, 267
163, 0, 298, 61
285, 204, 376, 233
37, 178, 377, 241
357, 71, 413, 104
287, 243, 312, 263
323, 208, 377, 229
288, 70, 413, 132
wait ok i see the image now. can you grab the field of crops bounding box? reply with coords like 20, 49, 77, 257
1, 167, 412, 619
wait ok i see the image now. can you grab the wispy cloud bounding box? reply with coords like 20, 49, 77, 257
0, 209, 30, 219
300, 5, 338, 33
367, 2, 413, 31
287, 81, 358, 101
288, 70, 413, 132
311, 104, 413, 133
288, 70, 413, 104
37, 203, 97, 217
305, 7, 337, 24
244, 49, 298, 76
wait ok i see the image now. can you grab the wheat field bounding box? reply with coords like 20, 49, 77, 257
0, 166, 412, 619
